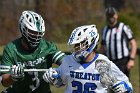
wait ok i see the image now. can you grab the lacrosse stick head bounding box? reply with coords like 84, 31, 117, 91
95, 59, 117, 87
95, 59, 110, 74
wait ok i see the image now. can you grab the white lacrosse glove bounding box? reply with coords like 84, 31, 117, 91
43, 68, 64, 87
112, 81, 132, 93
43, 68, 59, 84
10, 64, 24, 81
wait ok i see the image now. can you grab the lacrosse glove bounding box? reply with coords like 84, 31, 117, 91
43, 68, 64, 87
43, 68, 59, 83
10, 64, 24, 81
112, 81, 132, 93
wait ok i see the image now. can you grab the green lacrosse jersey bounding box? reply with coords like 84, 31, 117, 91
1, 38, 65, 93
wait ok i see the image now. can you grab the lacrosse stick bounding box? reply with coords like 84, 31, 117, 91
95, 60, 130, 93
95, 59, 117, 87
0, 65, 48, 72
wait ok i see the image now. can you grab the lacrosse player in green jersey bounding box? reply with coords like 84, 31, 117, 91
0, 11, 65, 93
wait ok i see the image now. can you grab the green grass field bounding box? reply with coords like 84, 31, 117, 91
0, 44, 140, 93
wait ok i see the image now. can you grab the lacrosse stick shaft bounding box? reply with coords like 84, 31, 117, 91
0, 65, 48, 72
0, 65, 10, 69
0, 69, 48, 72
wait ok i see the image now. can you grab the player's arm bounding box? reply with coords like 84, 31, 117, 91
124, 25, 137, 70
129, 39, 137, 60
48, 42, 66, 65
127, 38, 137, 70
1, 46, 24, 87
110, 62, 133, 93
1, 46, 14, 87
52, 51, 66, 65
43, 59, 66, 88
1, 65, 25, 87
95, 57, 132, 93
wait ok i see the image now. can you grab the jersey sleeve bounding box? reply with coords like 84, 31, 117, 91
1, 45, 14, 66
55, 56, 69, 85
110, 61, 132, 88
97, 54, 132, 89
48, 42, 66, 65
123, 25, 134, 40
52, 51, 66, 65
1, 44, 15, 74
53, 61, 67, 87
56, 63, 67, 84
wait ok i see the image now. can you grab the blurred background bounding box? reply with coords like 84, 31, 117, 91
0, 0, 140, 92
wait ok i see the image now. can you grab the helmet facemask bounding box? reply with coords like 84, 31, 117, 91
21, 27, 45, 48
70, 39, 88, 61
70, 35, 98, 62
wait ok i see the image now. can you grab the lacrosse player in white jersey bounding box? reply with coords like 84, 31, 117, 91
43, 25, 133, 93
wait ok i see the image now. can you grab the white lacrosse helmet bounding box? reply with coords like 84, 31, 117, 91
19, 11, 45, 48
68, 25, 99, 61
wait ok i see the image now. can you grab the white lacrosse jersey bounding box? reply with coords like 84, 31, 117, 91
56, 53, 132, 93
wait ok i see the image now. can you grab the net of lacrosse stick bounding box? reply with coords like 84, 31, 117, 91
0, 65, 48, 72
95, 59, 117, 87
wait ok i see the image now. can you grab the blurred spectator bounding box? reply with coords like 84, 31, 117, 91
99, 7, 137, 77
